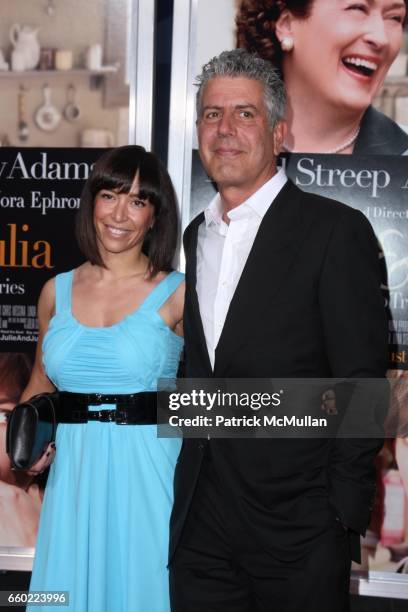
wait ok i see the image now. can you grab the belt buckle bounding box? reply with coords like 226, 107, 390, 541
115, 407, 128, 425
98, 409, 115, 422
72, 410, 84, 422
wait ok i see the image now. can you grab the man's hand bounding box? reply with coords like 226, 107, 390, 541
321, 389, 337, 415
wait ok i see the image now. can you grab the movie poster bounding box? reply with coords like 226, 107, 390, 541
0, 148, 103, 561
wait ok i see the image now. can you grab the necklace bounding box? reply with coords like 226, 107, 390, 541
283, 125, 361, 155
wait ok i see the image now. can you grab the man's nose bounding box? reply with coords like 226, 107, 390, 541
217, 112, 236, 136
363, 13, 389, 50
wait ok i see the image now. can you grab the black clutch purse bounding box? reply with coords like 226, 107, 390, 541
6, 392, 58, 470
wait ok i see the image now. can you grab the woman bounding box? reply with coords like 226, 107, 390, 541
236, 0, 408, 154
0, 353, 43, 547
23, 145, 184, 611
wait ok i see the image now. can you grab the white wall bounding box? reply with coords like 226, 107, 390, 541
195, 0, 237, 77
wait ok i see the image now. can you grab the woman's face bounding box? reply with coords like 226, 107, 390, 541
282, 0, 406, 113
93, 175, 155, 260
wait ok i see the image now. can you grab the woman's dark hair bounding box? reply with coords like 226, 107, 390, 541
236, 1, 312, 72
76, 145, 179, 278
237, 0, 408, 73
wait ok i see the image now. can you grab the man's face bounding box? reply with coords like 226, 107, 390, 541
197, 76, 285, 199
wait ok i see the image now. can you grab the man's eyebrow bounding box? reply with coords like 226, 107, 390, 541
235, 104, 258, 111
202, 103, 259, 111
202, 105, 223, 112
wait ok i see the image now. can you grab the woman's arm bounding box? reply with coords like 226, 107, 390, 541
19, 278, 57, 474
20, 278, 56, 402
172, 281, 185, 338
159, 279, 185, 337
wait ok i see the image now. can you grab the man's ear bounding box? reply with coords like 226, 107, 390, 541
275, 9, 294, 45
273, 121, 287, 156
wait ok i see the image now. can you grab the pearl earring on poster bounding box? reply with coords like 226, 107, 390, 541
281, 37, 294, 52
45, 0, 56, 16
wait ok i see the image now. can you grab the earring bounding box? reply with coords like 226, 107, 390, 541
281, 37, 294, 52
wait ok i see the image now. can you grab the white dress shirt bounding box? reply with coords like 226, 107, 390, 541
196, 168, 288, 369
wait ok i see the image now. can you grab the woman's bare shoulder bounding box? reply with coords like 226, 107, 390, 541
167, 276, 185, 317
38, 277, 55, 315
38, 264, 84, 317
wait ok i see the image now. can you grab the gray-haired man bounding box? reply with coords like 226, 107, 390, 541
169, 49, 387, 612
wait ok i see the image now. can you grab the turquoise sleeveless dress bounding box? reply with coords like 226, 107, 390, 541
28, 269, 184, 612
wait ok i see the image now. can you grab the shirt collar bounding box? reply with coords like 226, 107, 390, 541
203, 168, 287, 227
204, 193, 224, 227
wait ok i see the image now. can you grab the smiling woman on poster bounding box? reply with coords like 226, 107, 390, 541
237, 0, 408, 154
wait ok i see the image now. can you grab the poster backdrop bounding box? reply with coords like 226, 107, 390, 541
0, 147, 103, 556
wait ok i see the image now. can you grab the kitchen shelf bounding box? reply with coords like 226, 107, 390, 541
384, 75, 408, 87
0, 67, 118, 89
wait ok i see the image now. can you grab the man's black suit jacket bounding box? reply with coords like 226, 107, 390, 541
170, 179, 388, 564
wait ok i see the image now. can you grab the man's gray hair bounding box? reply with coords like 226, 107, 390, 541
196, 49, 286, 128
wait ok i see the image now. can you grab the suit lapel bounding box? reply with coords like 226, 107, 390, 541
184, 213, 213, 375
214, 181, 305, 375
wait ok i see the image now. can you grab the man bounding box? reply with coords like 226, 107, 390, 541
169, 49, 387, 612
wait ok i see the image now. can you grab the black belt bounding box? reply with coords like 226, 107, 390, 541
58, 391, 157, 425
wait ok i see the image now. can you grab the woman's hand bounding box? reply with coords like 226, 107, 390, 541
27, 442, 56, 476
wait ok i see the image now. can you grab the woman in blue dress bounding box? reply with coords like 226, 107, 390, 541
21, 145, 184, 612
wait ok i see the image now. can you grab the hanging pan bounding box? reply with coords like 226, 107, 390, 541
35, 84, 61, 131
